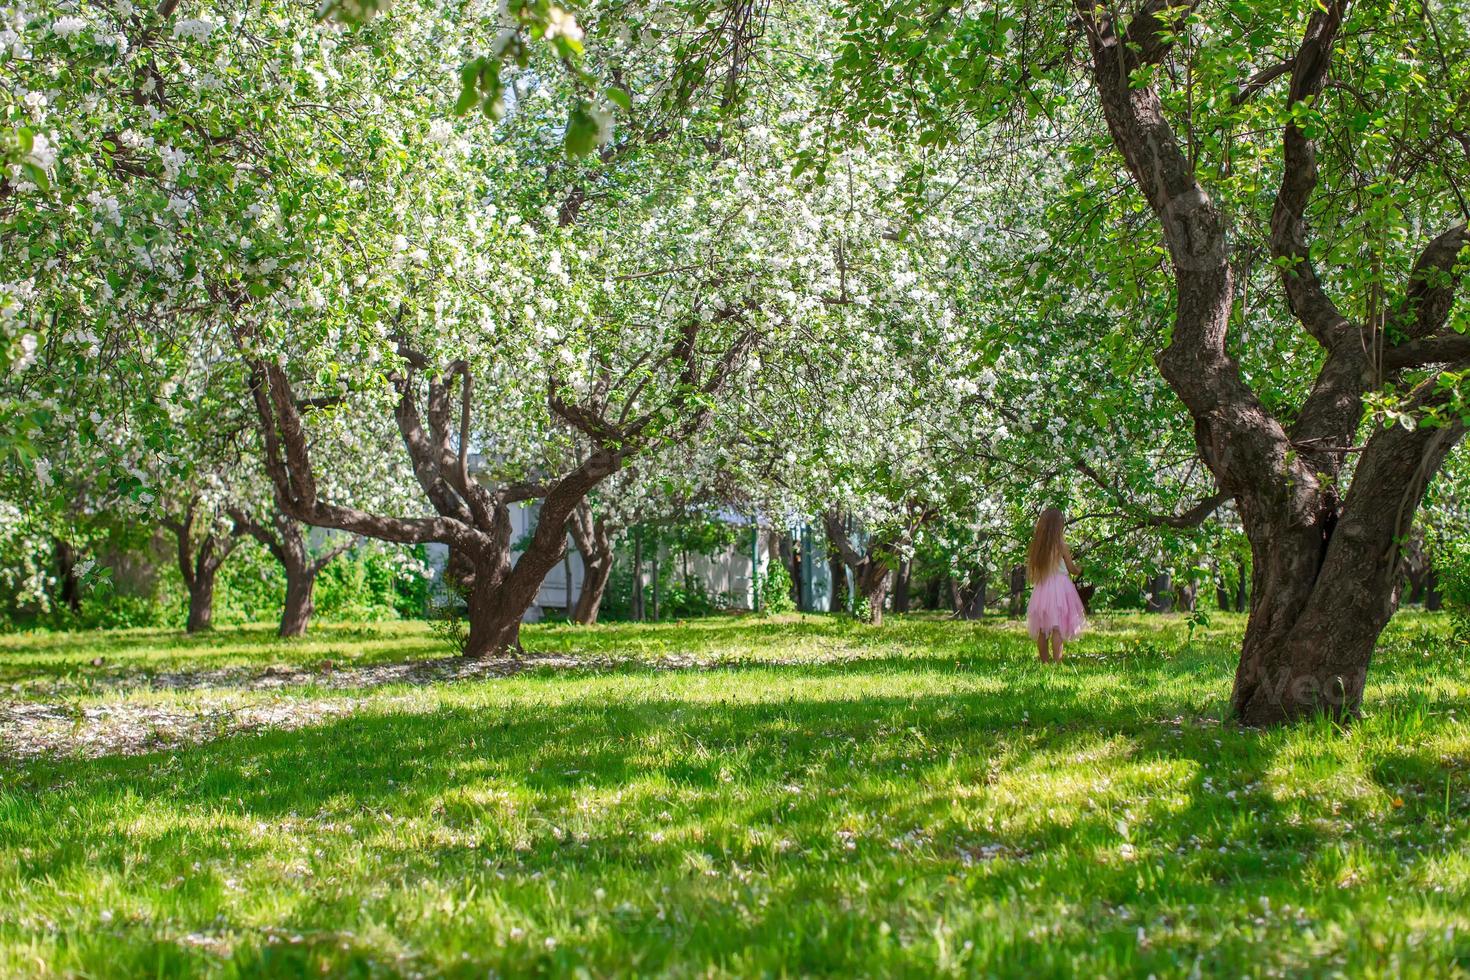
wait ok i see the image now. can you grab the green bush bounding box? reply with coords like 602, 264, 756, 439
660, 578, 730, 619
77, 591, 171, 630
315, 548, 407, 622
760, 561, 797, 614
1441, 544, 1470, 643
212, 543, 287, 625
600, 562, 731, 621
1, 539, 434, 633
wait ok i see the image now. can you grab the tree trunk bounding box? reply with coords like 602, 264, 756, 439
631, 525, 645, 622
458, 472, 608, 657
771, 530, 799, 606
186, 571, 216, 634
794, 531, 808, 610
463, 594, 525, 657
893, 559, 911, 613
1074, 3, 1469, 724
923, 575, 942, 611
1075, 579, 1097, 614
1215, 562, 1232, 611
569, 506, 615, 625
1008, 565, 1026, 618
1230, 419, 1462, 723
168, 502, 237, 636
1425, 570, 1443, 612
228, 509, 353, 640
822, 512, 897, 624
651, 544, 661, 621
461, 551, 527, 657
857, 564, 891, 626
1145, 573, 1174, 613
827, 548, 847, 613
55, 540, 84, 614
573, 554, 613, 624
563, 537, 575, 616
1175, 580, 1197, 613
1235, 556, 1248, 613
967, 575, 987, 618
280, 567, 315, 638
954, 572, 986, 620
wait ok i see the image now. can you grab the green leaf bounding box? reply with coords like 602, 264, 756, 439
21, 163, 49, 191
605, 87, 631, 111
564, 103, 598, 157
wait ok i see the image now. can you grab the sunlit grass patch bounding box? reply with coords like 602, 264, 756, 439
1, 612, 1468, 975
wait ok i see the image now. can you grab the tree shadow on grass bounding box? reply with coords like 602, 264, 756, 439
7, 650, 1467, 976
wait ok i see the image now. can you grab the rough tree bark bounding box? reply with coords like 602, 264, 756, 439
631, 525, 646, 622
54, 540, 83, 615
568, 500, 615, 625
247, 319, 754, 657
770, 530, 800, 607
952, 571, 986, 620
892, 559, 912, 614
1075, 0, 1469, 723
1235, 557, 1248, 614
229, 508, 355, 638
162, 498, 240, 634
826, 541, 848, 613
1007, 564, 1026, 618
1145, 572, 1174, 614
822, 512, 900, 626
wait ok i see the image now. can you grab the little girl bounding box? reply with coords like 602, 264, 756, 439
1026, 507, 1085, 663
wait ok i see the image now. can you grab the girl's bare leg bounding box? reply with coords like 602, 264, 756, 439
1049, 629, 1064, 663
1037, 632, 1050, 663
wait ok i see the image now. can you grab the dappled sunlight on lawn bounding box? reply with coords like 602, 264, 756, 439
0, 613, 1467, 975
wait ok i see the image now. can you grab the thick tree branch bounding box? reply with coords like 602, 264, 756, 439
1076, 0, 1301, 505
1231, 58, 1294, 106
163, 501, 197, 589
1382, 332, 1470, 371
1267, 0, 1354, 349
394, 369, 475, 525
309, 535, 358, 574
496, 480, 553, 504
821, 512, 866, 571
548, 380, 627, 448
1143, 489, 1231, 529
227, 506, 287, 564
1389, 221, 1468, 342
1077, 458, 1228, 530
248, 361, 483, 551
1124, 0, 1203, 67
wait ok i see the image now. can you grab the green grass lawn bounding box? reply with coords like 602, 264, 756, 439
1, 612, 1467, 977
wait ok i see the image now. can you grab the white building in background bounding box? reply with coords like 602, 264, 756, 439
420, 454, 843, 621
422, 499, 788, 622
421, 501, 587, 622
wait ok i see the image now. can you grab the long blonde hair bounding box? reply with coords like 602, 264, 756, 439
1027, 507, 1066, 583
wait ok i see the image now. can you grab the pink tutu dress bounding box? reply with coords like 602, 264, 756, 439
1027, 559, 1085, 641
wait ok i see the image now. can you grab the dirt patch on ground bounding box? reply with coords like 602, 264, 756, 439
0, 696, 366, 761
124, 651, 590, 693
0, 651, 739, 762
